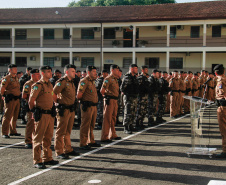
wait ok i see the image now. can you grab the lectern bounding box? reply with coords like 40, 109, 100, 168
183, 96, 216, 158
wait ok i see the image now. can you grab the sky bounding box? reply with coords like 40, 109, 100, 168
0, 0, 215, 8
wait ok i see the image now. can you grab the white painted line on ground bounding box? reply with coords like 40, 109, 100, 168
8, 114, 189, 185
0, 141, 24, 150
208, 180, 226, 185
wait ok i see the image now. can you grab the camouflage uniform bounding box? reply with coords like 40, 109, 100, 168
73, 75, 81, 125
135, 73, 149, 129
95, 76, 104, 128
120, 72, 139, 133
116, 77, 122, 124
148, 75, 159, 125
50, 76, 59, 87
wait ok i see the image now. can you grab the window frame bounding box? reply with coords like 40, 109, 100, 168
63, 29, 70, 40
104, 28, 116, 39
15, 29, 27, 40
0, 57, 10, 66
44, 29, 55, 40
81, 29, 94, 40
169, 57, 183, 69
170, 27, 176, 39
212, 25, 221, 38
145, 57, 160, 69
81, 57, 94, 68
44, 57, 55, 67
190, 26, 200, 38
0, 29, 10, 40
15, 57, 27, 67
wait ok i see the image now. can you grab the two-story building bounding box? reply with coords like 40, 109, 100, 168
0, 1, 226, 73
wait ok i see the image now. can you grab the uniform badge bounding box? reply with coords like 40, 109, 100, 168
57, 83, 61, 87
25, 85, 29, 89
104, 80, 108, 83
2, 79, 6, 85
81, 82, 85, 86
79, 86, 84, 90
219, 84, 223, 89
33, 86, 38, 90
52, 91, 54, 95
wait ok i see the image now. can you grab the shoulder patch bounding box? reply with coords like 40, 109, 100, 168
81, 82, 85, 86
219, 84, 223, 89
33, 86, 38, 90
104, 80, 108, 83
57, 82, 61, 87
25, 85, 29, 89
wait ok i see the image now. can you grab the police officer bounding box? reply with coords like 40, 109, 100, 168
53, 64, 79, 159
22, 69, 40, 148
116, 69, 123, 125
120, 64, 139, 134
192, 73, 199, 97
135, 65, 149, 129
1, 64, 21, 138
50, 69, 62, 87
29, 65, 59, 169
178, 71, 186, 116
148, 69, 160, 126
206, 73, 215, 101
100, 65, 121, 142
184, 71, 193, 114
77, 66, 101, 150
95, 69, 108, 130
214, 64, 226, 158
199, 70, 206, 98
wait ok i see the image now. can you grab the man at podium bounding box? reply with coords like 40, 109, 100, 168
214, 64, 226, 158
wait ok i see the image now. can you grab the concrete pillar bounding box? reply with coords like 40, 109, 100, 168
70, 27, 73, 48
167, 25, 170, 47
132, 51, 136, 64
203, 23, 206, 47
40, 51, 43, 66
12, 51, 15, 64
40, 28, 43, 48
12, 28, 15, 48
166, 51, 170, 73
202, 51, 206, 70
100, 24, 104, 71
133, 26, 136, 48
69, 51, 73, 64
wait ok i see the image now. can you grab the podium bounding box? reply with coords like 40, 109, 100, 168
183, 96, 216, 158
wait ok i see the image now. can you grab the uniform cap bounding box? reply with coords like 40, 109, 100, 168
40, 65, 52, 71
172, 70, 178, 73
110, 64, 120, 70
8, 64, 17, 68
130, 64, 138, 68
54, 69, 62, 73
163, 71, 168, 74
102, 69, 108, 73
152, 69, 159, 73
30, 69, 39, 74
141, 65, 148, 69
64, 64, 76, 70
86, 66, 97, 72
26, 67, 32, 71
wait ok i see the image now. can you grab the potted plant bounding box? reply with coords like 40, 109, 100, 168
112, 40, 120, 47
138, 40, 148, 47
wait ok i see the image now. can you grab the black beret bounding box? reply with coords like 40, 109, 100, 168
30, 69, 39, 74
188, 71, 193, 74
194, 73, 198, 76
209, 72, 213, 75
141, 65, 148, 69
64, 64, 76, 70
214, 64, 224, 71
86, 66, 97, 71
184, 71, 187, 74
110, 64, 120, 70
40, 65, 52, 71
172, 70, 178, 73
17, 72, 22, 75
26, 67, 32, 71
159, 71, 162, 73
152, 69, 159, 73
180, 71, 184, 74
163, 71, 168, 74
130, 64, 138, 68
54, 69, 62, 73
102, 69, 108, 73
8, 64, 17, 68
77, 70, 81, 73
119, 69, 122, 72
82, 70, 86, 73
169, 72, 172, 75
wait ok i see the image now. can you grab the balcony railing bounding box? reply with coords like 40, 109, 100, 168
43, 39, 69, 48
0, 39, 12, 48
72, 39, 101, 48
15, 38, 40, 48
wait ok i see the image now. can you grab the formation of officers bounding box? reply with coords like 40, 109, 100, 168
0, 63, 225, 169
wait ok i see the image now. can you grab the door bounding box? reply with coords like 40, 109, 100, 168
123, 28, 139, 47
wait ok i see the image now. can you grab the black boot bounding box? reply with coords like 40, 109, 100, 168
148, 117, 156, 126
124, 125, 132, 134
156, 117, 166, 124
96, 122, 102, 130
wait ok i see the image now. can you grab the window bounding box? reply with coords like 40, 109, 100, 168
123, 58, 132, 68
44, 29, 54, 40
44, 57, 54, 67
145, 58, 159, 68
104, 28, 115, 39
170, 58, 183, 69
81, 29, 94, 39
61, 58, 69, 67
0, 30, 10, 40
191, 26, 200, 38
16, 57, 27, 67
170, 27, 176, 38
63, 29, 70, 40
81, 57, 94, 68
212, 26, 221, 37
15, 29, 27, 40
0, 57, 10, 66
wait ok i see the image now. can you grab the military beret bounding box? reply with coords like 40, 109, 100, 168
194, 73, 198, 76
54, 69, 62, 73
26, 67, 32, 71
8, 64, 17, 68
30, 69, 39, 74
163, 71, 168, 74
141, 65, 148, 69
64, 64, 76, 70
86, 66, 97, 72
214, 64, 224, 71
159, 71, 162, 73
169, 72, 172, 75
172, 70, 178, 73
180, 71, 184, 74
119, 69, 122, 72
17, 72, 22, 75
77, 70, 81, 73
130, 64, 138, 68
209, 72, 213, 75
40, 65, 52, 71
188, 71, 193, 74
110, 64, 120, 70
82, 70, 87, 73
102, 69, 108, 73
184, 71, 187, 74
152, 69, 159, 73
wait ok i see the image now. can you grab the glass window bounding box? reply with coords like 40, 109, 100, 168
81, 29, 94, 39
104, 28, 115, 39
16, 57, 27, 67
170, 27, 176, 38
145, 58, 159, 68
63, 29, 70, 40
44, 57, 54, 67
123, 58, 132, 68
15, 29, 27, 40
0, 30, 10, 40
44, 29, 54, 40
191, 26, 200, 38
81, 57, 94, 68
212, 26, 221, 38
170, 58, 183, 69
61, 58, 69, 67
0, 57, 10, 66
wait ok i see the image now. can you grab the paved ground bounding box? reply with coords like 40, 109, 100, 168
0, 105, 225, 185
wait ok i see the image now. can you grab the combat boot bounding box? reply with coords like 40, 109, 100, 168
124, 125, 132, 134
148, 117, 156, 126
156, 117, 166, 124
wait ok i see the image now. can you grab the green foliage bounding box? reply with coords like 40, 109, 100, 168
68, 0, 176, 7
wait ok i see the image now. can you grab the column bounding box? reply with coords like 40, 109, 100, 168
40, 28, 43, 48
12, 28, 15, 48
40, 51, 43, 66
12, 51, 15, 64
166, 51, 170, 73
100, 24, 104, 71
133, 25, 136, 48
202, 51, 206, 70
167, 25, 170, 47
203, 23, 206, 47
70, 27, 73, 48
132, 51, 136, 64
69, 51, 73, 64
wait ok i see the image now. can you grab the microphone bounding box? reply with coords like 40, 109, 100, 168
204, 78, 211, 85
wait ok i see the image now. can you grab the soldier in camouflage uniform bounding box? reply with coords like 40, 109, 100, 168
135, 66, 149, 130
148, 69, 160, 126
116, 69, 123, 125
50, 69, 62, 87
95, 69, 108, 129
120, 64, 139, 134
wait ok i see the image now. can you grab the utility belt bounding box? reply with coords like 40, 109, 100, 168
125, 94, 138, 98
192, 89, 198, 93
216, 99, 226, 107
56, 104, 76, 117
3, 94, 21, 103
208, 86, 215, 89
104, 95, 118, 105
180, 90, 186, 93
31, 106, 56, 122
80, 101, 98, 112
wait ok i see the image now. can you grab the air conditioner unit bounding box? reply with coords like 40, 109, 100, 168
93, 27, 100, 32
176, 25, 184, 30
55, 57, 60, 61
207, 24, 211, 28
73, 57, 80, 62
30, 56, 36, 61
115, 27, 122, 32
222, 24, 226, 28
156, 26, 165, 31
